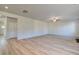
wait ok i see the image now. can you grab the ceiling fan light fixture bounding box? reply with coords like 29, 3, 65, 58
4, 6, 8, 9
53, 19, 57, 22
48, 16, 62, 22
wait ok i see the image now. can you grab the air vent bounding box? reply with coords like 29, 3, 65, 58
22, 10, 28, 13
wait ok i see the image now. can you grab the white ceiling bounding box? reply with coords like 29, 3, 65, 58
0, 4, 79, 21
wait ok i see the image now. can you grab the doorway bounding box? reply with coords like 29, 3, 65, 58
6, 17, 17, 39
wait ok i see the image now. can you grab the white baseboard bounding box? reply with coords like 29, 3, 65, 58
18, 34, 48, 40
7, 37, 17, 40
48, 34, 76, 40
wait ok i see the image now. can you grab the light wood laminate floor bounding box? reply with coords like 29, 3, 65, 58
1, 35, 79, 55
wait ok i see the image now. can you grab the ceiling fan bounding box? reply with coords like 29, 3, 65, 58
48, 16, 62, 23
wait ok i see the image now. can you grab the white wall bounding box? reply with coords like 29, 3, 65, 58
6, 17, 17, 39
48, 21, 76, 37
0, 11, 79, 39
0, 16, 7, 48
75, 20, 79, 37
0, 11, 48, 39
17, 17, 48, 39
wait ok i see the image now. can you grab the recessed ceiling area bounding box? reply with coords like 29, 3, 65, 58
0, 4, 79, 21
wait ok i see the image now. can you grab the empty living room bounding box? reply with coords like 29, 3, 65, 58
0, 4, 79, 55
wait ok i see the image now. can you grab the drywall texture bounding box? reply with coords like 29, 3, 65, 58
0, 11, 48, 39
0, 17, 7, 48
0, 11, 79, 39
75, 20, 79, 37
17, 17, 48, 39
48, 21, 76, 37
6, 17, 17, 39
